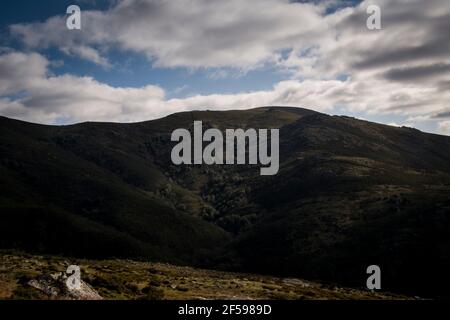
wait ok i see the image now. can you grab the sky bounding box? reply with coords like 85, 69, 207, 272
0, 0, 449, 135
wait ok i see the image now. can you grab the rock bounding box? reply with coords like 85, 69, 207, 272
282, 278, 311, 288
28, 272, 102, 300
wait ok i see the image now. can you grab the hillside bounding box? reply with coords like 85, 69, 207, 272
1, 107, 449, 298
0, 251, 409, 300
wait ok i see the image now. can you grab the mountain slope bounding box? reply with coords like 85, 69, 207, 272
1, 107, 449, 297
0, 114, 231, 265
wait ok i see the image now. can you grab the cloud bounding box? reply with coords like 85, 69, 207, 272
9, 0, 331, 69
433, 111, 450, 119
2, 0, 450, 134
0, 52, 48, 94
0, 52, 165, 124
383, 64, 450, 82
61, 45, 111, 67
438, 121, 450, 135
9, 0, 450, 76
1, 51, 449, 130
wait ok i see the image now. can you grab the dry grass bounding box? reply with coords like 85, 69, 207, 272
0, 251, 411, 300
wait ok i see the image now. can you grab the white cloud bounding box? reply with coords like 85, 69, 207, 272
2, 0, 450, 134
61, 45, 111, 67
0, 52, 48, 94
9, 0, 331, 69
1, 51, 449, 133
10, 0, 450, 76
0, 52, 165, 123
438, 121, 450, 135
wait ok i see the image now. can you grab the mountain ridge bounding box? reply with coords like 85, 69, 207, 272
1, 106, 447, 139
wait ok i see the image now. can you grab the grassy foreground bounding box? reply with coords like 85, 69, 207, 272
0, 251, 410, 300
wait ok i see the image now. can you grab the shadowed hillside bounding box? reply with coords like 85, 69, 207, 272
1, 107, 449, 298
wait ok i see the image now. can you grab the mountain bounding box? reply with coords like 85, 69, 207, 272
1, 107, 449, 298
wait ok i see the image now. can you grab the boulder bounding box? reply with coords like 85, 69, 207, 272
28, 272, 102, 300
